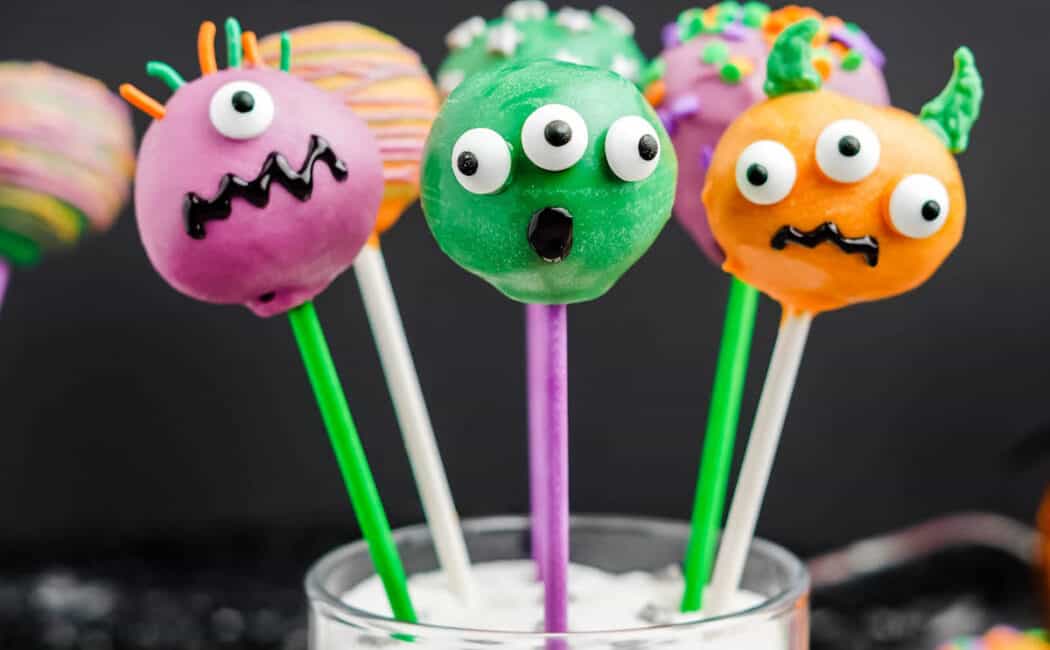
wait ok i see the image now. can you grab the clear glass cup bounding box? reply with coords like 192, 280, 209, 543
307, 515, 809, 649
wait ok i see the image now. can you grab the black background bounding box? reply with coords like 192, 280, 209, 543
0, 0, 1044, 555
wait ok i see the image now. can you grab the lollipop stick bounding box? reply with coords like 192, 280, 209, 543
681, 277, 759, 612
526, 303, 549, 581
0, 258, 9, 313
288, 301, 418, 623
354, 242, 477, 606
705, 309, 812, 615
541, 303, 569, 633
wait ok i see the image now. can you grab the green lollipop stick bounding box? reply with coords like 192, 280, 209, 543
288, 301, 417, 623
680, 277, 759, 613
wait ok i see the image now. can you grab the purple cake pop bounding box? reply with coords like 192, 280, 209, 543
124, 20, 383, 317
651, 3, 889, 264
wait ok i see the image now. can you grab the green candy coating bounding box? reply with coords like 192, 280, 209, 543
438, 6, 646, 95
422, 60, 677, 304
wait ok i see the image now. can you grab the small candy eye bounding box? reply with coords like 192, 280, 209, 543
209, 81, 275, 140
735, 140, 796, 205
521, 104, 588, 171
604, 115, 660, 182
888, 174, 950, 239
815, 119, 881, 183
451, 128, 512, 195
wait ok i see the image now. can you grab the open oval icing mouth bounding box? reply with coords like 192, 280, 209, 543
770, 221, 879, 267
182, 134, 348, 240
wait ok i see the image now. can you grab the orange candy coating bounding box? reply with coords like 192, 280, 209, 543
704, 90, 966, 314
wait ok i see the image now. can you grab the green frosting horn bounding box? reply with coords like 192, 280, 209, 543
919, 47, 983, 154
764, 18, 822, 98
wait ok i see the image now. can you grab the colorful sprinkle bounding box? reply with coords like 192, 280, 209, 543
742, 1, 771, 28
644, 79, 666, 107
661, 22, 681, 48
702, 41, 730, 65
641, 57, 666, 86
721, 55, 753, 84
841, 49, 864, 71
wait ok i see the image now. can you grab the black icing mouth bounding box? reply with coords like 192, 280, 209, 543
771, 222, 879, 267
183, 134, 348, 240
527, 207, 574, 263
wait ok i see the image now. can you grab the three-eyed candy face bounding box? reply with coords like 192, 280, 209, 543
134, 67, 382, 317
705, 90, 966, 314
421, 60, 677, 304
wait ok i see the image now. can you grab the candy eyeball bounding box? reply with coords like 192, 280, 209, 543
605, 115, 660, 182
521, 104, 588, 171
888, 174, 950, 239
452, 127, 512, 194
816, 119, 881, 183
208, 81, 275, 140
735, 140, 796, 205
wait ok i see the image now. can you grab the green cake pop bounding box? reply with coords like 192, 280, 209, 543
437, 2, 647, 96
421, 59, 677, 304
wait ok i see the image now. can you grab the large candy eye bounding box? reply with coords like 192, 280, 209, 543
888, 174, 950, 239
521, 104, 588, 171
735, 140, 796, 205
451, 128, 512, 195
209, 81, 275, 140
604, 115, 660, 182
815, 119, 880, 183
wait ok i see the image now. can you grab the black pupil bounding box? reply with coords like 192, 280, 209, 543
921, 200, 941, 221
746, 163, 768, 186
838, 135, 861, 157
638, 134, 658, 161
231, 90, 255, 113
544, 120, 572, 147
457, 151, 479, 176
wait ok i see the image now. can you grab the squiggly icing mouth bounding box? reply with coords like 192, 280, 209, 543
183, 134, 348, 239
771, 221, 879, 267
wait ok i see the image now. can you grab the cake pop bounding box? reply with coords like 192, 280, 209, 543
125, 21, 382, 317
423, 59, 677, 304
437, 2, 646, 97
701, 19, 982, 615
705, 22, 979, 313
258, 23, 439, 235
656, 5, 891, 612
651, 3, 889, 265
121, 18, 416, 622
422, 59, 677, 633
0, 62, 134, 306
257, 22, 475, 604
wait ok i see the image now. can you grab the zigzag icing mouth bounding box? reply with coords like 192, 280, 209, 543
770, 222, 879, 267
183, 134, 348, 240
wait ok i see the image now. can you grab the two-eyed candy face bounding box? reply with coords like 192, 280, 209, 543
704, 89, 966, 314
421, 60, 677, 304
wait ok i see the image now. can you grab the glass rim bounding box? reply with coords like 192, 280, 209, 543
306, 514, 809, 642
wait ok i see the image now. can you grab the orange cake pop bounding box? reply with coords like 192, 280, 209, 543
705, 19, 982, 314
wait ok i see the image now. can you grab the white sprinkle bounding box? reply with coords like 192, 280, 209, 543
486, 23, 524, 56
555, 7, 594, 32
446, 16, 486, 51
554, 50, 584, 65
596, 6, 635, 35
438, 69, 465, 95
610, 54, 639, 81
503, 0, 548, 21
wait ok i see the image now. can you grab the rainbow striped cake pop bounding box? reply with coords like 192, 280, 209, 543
259, 23, 439, 235
0, 62, 134, 267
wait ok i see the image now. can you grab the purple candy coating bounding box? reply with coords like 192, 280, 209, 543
134, 67, 383, 317
661, 28, 890, 266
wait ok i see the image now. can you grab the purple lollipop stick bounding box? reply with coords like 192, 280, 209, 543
526, 303, 549, 580
542, 303, 569, 634
0, 259, 10, 313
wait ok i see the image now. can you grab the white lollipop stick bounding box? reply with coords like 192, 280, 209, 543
354, 242, 477, 606
705, 310, 813, 615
